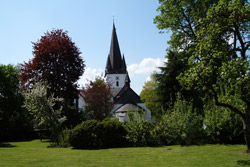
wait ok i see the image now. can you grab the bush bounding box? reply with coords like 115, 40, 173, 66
99, 118, 127, 148
204, 105, 244, 144
69, 119, 126, 149
56, 128, 71, 147
124, 120, 157, 146
157, 99, 205, 145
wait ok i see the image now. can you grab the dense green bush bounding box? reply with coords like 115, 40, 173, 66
124, 120, 157, 146
204, 105, 244, 144
99, 118, 127, 148
69, 119, 126, 149
157, 99, 205, 145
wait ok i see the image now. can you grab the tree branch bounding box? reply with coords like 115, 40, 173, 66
210, 85, 245, 119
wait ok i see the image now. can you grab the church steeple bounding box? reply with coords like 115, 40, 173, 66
105, 23, 126, 75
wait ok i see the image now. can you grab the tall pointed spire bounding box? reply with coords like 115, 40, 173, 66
109, 23, 122, 70
105, 23, 127, 75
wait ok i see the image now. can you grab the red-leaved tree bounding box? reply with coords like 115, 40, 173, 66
82, 77, 113, 121
21, 29, 85, 126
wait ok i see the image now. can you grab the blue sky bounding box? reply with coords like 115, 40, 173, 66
0, 0, 171, 94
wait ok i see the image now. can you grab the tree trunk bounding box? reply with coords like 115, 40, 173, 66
243, 113, 250, 153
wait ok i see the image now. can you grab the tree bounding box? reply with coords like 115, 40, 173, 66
153, 0, 220, 112
82, 77, 113, 121
20, 29, 85, 126
177, 0, 250, 152
23, 81, 65, 140
0, 64, 32, 141
140, 73, 162, 120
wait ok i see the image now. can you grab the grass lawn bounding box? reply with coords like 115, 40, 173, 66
0, 140, 250, 167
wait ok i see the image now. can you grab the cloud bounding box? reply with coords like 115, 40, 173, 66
127, 57, 166, 94
78, 67, 103, 87
128, 57, 166, 76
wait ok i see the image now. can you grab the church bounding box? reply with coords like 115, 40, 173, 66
78, 24, 152, 122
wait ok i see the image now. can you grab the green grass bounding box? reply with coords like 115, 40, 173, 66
0, 140, 250, 167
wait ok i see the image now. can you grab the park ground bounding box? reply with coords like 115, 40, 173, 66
0, 140, 250, 167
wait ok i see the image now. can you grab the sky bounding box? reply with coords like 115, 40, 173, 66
0, 0, 171, 94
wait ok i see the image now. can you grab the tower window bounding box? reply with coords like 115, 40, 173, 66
116, 81, 119, 87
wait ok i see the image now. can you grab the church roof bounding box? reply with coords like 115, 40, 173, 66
113, 86, 142, 104
105, 23, 127, 75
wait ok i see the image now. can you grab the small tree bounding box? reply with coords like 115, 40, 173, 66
82, 77, 113, 121
23, 81, 65, 140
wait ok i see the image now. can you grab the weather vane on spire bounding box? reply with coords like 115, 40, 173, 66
112, 15, 115, 23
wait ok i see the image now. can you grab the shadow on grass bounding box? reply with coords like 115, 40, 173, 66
237, 160, 250, 166
0, 143, 16, 148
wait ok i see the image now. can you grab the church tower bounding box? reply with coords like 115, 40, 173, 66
104, 23, 152, 122
105, 23, 130, 89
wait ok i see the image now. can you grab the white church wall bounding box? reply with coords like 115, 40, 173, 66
106, 74, 127, 89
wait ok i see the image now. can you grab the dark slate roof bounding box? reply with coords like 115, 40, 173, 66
105, 23, 127, 75
113, 86, 142, 104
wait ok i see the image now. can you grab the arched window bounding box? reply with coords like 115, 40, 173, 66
116, 81, 119, 87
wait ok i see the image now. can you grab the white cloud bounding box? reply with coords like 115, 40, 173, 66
78, 67, 103, 88
127, 57, 166, 94
128, 57, 166, 77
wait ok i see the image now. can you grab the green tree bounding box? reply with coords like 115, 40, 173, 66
140, 73, 162, 120
177, 0, 250, 152
23, 81, 65, 140
0, 64, 32, 141
153, 0, 220, 112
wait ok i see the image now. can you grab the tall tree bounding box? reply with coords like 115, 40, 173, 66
83, 77, 113, 121
0, 65, 32, 141
21, 29, 85, 104
154, 0, 219, 112
20, 29, 85, 126
178, 0, 250, 152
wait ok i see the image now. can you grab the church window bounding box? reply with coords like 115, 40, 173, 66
116, 76, 119, 80
116, 81, 119, 87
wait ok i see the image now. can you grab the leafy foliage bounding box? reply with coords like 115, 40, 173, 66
23, 81, 65, 140
153, 0, 217, 113
82, 77, 113, 121
140, 73, 162, 120
0, 64, 32, 141
158, 98, 205, 145
176, 0, 250, 151
69, 119, 126, 149
20, 29, 85, 127
124, 120, 157, 147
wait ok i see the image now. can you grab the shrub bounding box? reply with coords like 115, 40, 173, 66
124, 120, 157, 147
56, 128, 71, 147
69, 119, 126, 149
99, 118, 127, 148
204, 105, 244, 144
157, 99, 205, 145
69, 120, 100, 149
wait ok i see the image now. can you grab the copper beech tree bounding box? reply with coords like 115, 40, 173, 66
82, 77, 113, 121
21, 29, 85, 126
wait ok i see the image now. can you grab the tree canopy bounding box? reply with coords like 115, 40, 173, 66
21, 29, 85, 104
82, 77, 113, 121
